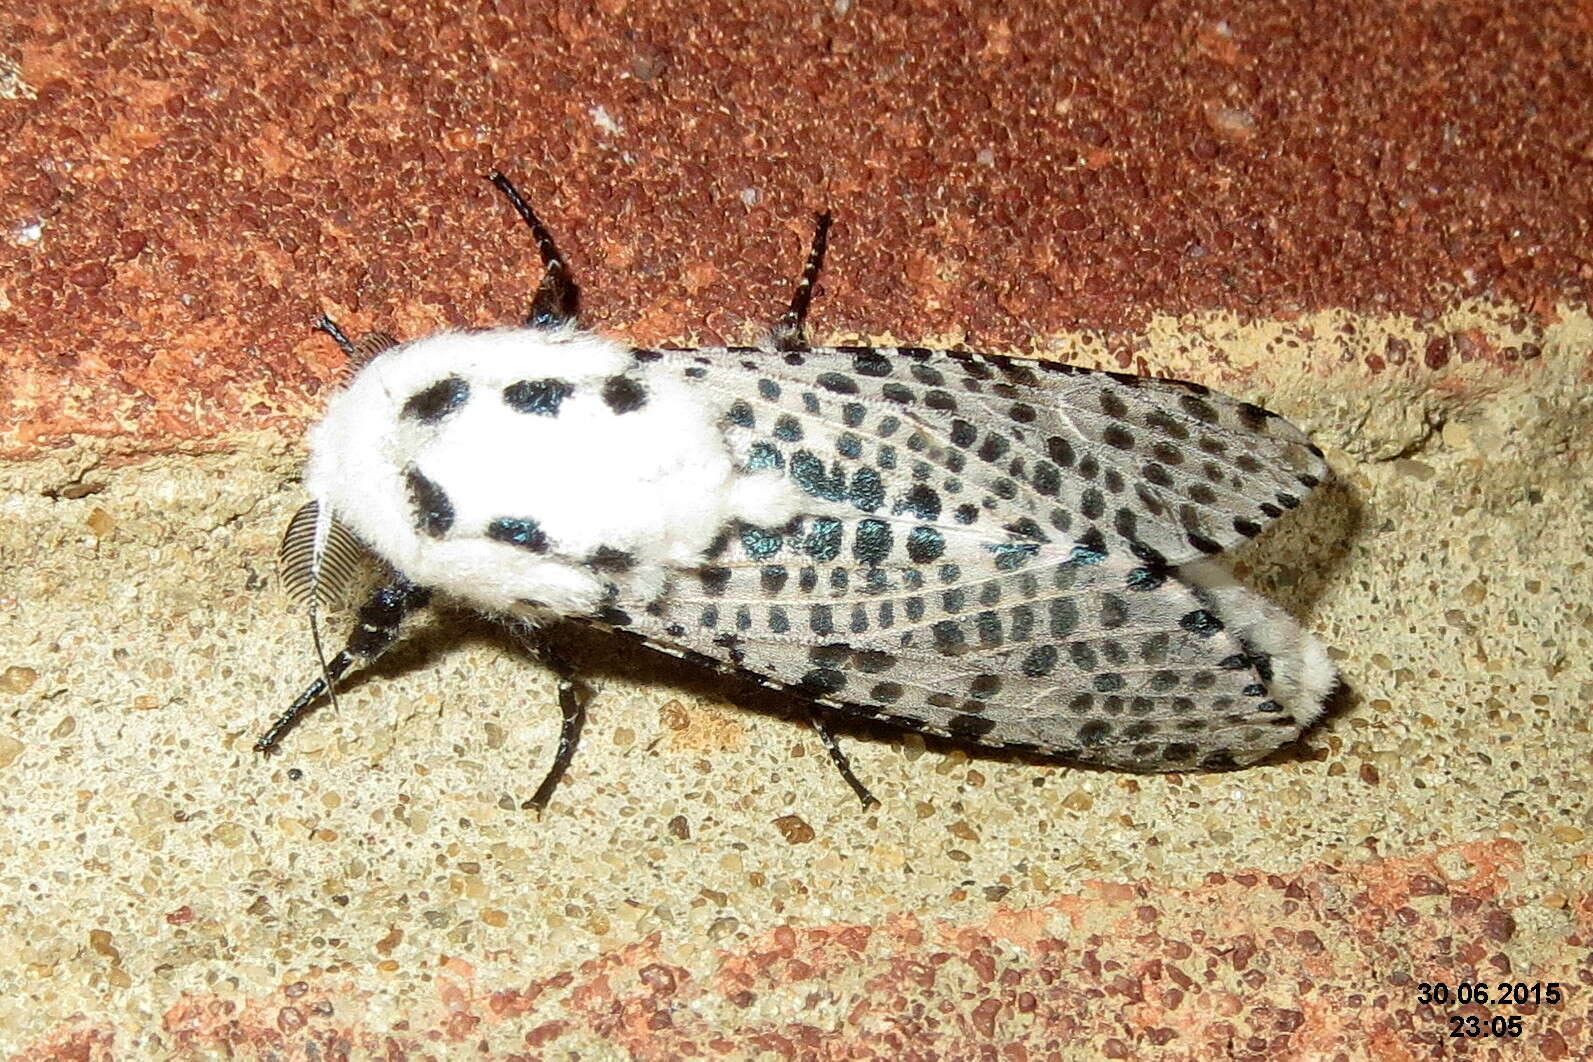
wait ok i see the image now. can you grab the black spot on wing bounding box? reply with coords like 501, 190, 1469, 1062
588, 546, 635, 571
1099, 390, 1129, 419
948, 713, 996, 740
969, 674, 1002, 699
899, 483, 941, 520
809, 606, 835, 636
1021, 644, 1059, 677
977, 434, 1010, 462
931, 619, 966, 653
881, 382, 915, 404
1069, 527, 1109, 564
760, 565, 788, 594
1077, 720, 1111, 746
1046, 436, 1075, 467
1102, 425, 1136, 450
1178, 395, 1221, 424
1092, 672, 1124, 692
816, 372, 859, 395
791, 450, 847, 501
853, 518, 892, 564
906, 525, 946, 563
849, 468, 885, 511
854, 649, 897, 673
803, 517, 844, 561
852, 350, 892, 376
1179, 609, 1224, 636
1235, 401, 1272, 431
1146, 411, 1189, 441
800, 668, 847, 695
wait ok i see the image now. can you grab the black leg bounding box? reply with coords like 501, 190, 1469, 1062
255, 650, 355, 753
255, 579, 433, 754
769, 212, 833, 352
487, 171, 579, 329
508, 626, 594, 811
808, 712, 879, 809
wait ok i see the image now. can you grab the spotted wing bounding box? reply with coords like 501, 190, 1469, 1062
608, 519, 1309, 769
592, 345, 1328, 767
670, 344, 1328, 567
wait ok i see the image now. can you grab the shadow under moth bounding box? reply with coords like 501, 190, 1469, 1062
262, 173, 1337, 810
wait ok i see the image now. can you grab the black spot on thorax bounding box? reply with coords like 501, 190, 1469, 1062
487, 516, 549, 553
602, 374, 648, 413
402, 376, 470, 423
503, 378, 574, 416
405, 468, 455, 537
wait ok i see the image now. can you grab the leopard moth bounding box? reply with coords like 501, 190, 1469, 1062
262, 172, 1337, 809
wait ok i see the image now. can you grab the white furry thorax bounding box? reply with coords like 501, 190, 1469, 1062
305, 327, 805, 617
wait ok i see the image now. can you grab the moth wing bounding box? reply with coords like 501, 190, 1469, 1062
605, 346, 1333, 768
973, 353, 1329, 563
613, 526, 1325, 771
682, 345, 1328, 566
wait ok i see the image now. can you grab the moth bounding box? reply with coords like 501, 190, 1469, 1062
262, 172, 1337, 809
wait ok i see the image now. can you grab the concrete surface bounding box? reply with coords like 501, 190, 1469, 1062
2, 0, 1591, 1059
